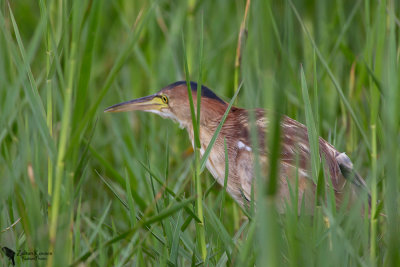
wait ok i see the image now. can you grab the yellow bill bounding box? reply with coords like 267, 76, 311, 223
104, 94, 167, 113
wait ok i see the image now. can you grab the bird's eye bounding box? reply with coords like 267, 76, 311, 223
161, 95, 169, 104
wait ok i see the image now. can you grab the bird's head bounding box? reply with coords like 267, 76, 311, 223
105, 81, 227, 128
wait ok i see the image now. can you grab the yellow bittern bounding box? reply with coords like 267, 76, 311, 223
105, 81, 368, 211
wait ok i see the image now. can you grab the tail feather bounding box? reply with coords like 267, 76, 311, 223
336, 152, 371, 206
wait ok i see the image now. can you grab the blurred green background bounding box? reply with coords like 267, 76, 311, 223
0, 0, 399, 266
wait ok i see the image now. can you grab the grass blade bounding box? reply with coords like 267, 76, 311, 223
300, 65, 320, 183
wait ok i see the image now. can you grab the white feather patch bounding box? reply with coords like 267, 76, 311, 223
238, 141, 252, 151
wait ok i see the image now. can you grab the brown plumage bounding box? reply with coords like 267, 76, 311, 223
105, 81, 369, 211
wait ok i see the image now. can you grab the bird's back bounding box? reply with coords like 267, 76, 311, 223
199, 107, 368, 211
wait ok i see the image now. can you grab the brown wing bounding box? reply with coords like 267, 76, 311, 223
219, 107, 368, 208
226, 108, 356, 193
279, 116, 345, 188
279, 115, 369, 201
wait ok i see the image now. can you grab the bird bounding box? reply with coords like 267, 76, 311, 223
105, 81, 369, 212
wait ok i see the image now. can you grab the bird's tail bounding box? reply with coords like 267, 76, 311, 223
336, 152, 371, 206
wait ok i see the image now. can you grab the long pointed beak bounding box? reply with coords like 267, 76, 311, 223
104, 94, 166, 113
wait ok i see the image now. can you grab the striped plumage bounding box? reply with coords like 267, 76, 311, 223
105, 81, 369, 211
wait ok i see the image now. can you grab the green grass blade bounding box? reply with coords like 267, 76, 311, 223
182, 31, 206, 261
5, 7, 56, 159
88, 201, 112, 245
142, 197, 196, 226
300, 65, 320, 183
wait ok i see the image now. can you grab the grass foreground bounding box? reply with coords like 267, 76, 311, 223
0, 0, 399, 266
